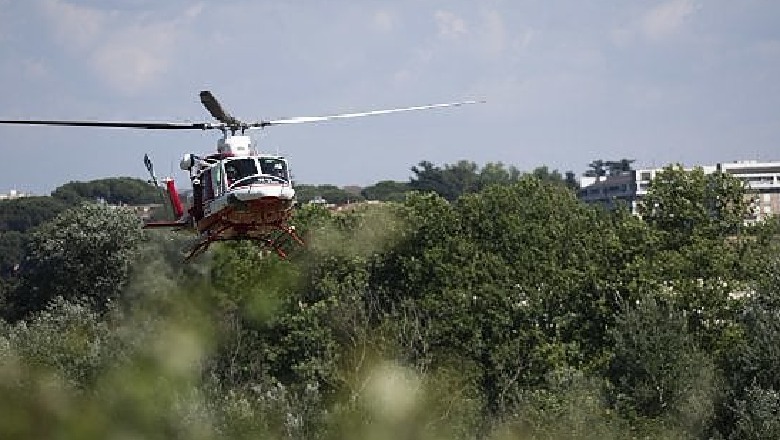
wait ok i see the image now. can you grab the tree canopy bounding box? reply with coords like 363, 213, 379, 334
294, 184, 365, 205
409, 160, 577, 201
0, 196, 69, 233
4, 203, 143, 320
360, 180, 409, 202
52, 177, 161, 205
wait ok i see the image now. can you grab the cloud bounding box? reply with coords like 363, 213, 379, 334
610, 27, 634, 48
21, 58, 50, 79
479, 9, 506, 57
640, 0, 697, 41
393, 7, 524, 86
434, 10, 467, 40
89, 22, 176, 94
372, 9, 397, 33
36, 0, 204, 94
39, 0, 107, 49
0, 0, 11, 42
182, 3, 203, 20
514, 28, 535, 52
752, 39, 780, 59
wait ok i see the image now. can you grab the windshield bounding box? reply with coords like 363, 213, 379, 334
258, 158, 289, 181
224, 158, 258, 186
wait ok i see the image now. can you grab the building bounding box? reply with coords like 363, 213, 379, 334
578, 160, 780, 221
579, 170, 642, 212
719, 161, 780, 221
0, 189, 33, 200
128, 203, 164, 221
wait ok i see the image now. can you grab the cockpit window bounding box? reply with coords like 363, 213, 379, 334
258, 158, 288, 181
225, 158, 258, 185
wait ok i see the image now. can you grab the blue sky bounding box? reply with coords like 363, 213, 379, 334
1, 0, 779, 194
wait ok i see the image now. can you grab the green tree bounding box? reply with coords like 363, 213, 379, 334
294, 184, 364, 205
478, 162, 522, 187
360, 180, 409, 202
634, 165, 753, 352
410, 160, 575, 202
638, 165, 747, 247
0, 297, 129, 388
0, 231, 26, 277
5, 203, 143, 320
0, 196, 70, 232
0, 196, 71, 278
409, 160, 474, 201
565, 170, 580, 190
372, 177, 630, 417
729, 385, 780, 440
530, 165, 563, 183
52, 177, 161, 205
608, 296, 717, 434
718, 257, 780, 439
204, 203, 402, 398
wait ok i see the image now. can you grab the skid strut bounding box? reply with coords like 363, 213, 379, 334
184, 222, 304, 261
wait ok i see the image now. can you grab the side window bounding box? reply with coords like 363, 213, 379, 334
202, 169, 214, 200
212, 165, 223, 195
225, 163, 237, 184
278, 162, 289, 180
259, 159, 272, 175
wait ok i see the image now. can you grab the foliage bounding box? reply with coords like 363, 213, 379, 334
0, 195, 70, 232
638, 165, 748, 247
500, 368, 632, 440
369, 177, 629, 419
4, 203, 143, 320
360, 180, 409, 202
729, 385, 780, 440
0, 280, 221, 440
607, 297, 717, 434
0, 297, 129, 388
631, 165, 759, 352
713, 254, 780, 439
0, 230, 26, 276
1, 161, 779, 438
294, 184, 364, 205
52, 177, 162, 205
409, 159, 483, 201
409, 160, 578, 201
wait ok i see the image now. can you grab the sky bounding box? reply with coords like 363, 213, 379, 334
0, 0, 779, 195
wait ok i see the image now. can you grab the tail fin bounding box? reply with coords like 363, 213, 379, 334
143, 154, 186, 224
165, 178, 185, 219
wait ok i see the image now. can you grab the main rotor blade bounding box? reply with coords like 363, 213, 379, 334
252, 100, 485, 128
0, 119, 217, 130
199, 90, 239, 126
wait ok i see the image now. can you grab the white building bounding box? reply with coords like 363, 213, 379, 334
578, 160, 780, 221
718, 161, 780, 221
0, 189, 33, 200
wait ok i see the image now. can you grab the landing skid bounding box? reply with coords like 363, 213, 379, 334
184, 223, 304, 261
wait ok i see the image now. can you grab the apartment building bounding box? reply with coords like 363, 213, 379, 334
718, 161, 780, 221
578, 160, 780, 221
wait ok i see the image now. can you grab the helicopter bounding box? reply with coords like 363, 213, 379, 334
0, 91, 482, 259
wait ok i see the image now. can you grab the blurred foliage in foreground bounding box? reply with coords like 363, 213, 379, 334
2, 166, 780, 439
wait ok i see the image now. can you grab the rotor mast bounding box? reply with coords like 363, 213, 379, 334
199, 90, 243, 135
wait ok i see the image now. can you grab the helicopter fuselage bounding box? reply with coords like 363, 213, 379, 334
176, 144, 301, 258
